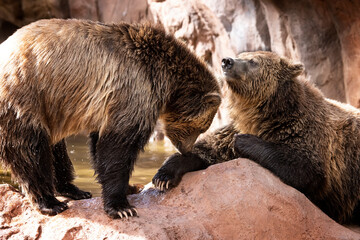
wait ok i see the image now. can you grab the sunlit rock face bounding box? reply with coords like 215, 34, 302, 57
1, 0, 358, 106
1, 159, 360, 239
188, 0, 360, 106
150, 0, 358, 107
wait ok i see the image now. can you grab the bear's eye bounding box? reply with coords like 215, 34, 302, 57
248, 59, 258, 67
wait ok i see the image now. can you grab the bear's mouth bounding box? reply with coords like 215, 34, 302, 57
222, 70, 244, 82
222, 68, 230, 76
222, 69, 237, 80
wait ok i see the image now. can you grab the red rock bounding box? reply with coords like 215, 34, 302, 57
1, 0, 360, 107
150, 0, 360, 106
1, 159, 359, 239
148, 0, 235, 73
1, 0, 359, 123
327, 0, 360, 107
202, 0, 349, 103
97, 0, 152, 23
68, 0, 98, 21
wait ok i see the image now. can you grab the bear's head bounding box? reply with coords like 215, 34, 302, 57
161, 92, 221, 154
221, 51, 304, 101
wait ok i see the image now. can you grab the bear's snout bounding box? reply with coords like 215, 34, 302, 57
222, 58, 234, 70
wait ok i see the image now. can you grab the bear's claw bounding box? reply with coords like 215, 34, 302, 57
153, 179, 171, 191
122, 208, 137, 219
115, 207, 138, 219
123, 208, 137, 219
118, 211, 128, 219
152, 153, 191, 191
39, 200, 68, 216
105, 204, 138, 219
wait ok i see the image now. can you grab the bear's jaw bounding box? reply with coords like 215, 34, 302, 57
223, 77, 245, 96
222, 69, 245, 81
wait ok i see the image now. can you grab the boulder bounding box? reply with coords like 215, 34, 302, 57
1, 159, 359, 239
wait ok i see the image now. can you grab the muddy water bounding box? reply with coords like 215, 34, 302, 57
0, 135, 176, 197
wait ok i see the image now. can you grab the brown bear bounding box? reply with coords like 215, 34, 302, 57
0, 19, 221, 219
153, 51, 360, 224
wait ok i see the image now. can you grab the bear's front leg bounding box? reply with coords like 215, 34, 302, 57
153, 152, 209, 191
234, 134, 326, 195
93, 131, 141, 219
233, 134, 268, 160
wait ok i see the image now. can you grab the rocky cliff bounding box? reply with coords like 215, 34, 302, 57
1, 159, 360, 239
0, 0, 359, 107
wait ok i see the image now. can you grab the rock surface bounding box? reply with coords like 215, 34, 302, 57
1, 159, 359, 240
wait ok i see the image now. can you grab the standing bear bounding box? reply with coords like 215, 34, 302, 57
0, 19, 221, 219
153, 51, 360, 224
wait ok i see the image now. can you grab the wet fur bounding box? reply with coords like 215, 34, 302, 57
0, 19, 220, 217
154, 51, 360, 224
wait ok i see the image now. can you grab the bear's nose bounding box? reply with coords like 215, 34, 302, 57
222, 58, 234, 70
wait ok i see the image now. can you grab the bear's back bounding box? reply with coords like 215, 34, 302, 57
0, 19, 151, 142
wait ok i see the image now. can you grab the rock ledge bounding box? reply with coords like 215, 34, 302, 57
1, 159, 359, 239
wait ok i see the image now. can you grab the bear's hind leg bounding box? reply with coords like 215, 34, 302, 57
5, 126, 68, 216
52, 139, 92, 200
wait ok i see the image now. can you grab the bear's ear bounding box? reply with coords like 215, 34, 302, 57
202, 93, 221, 108
289, 63, 304, 77
280, 58, 304, 77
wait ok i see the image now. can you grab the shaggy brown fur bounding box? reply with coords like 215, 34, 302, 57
0, 19, 221, 218
154, 51, 360, 224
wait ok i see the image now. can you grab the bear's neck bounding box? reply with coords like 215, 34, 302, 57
228, 93, 264, 135
229, 79, 325, 137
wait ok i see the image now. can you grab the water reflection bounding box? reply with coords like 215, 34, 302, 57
0, 135, 176, 197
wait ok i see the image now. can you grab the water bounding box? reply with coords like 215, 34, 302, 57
0, 135, 176, 197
